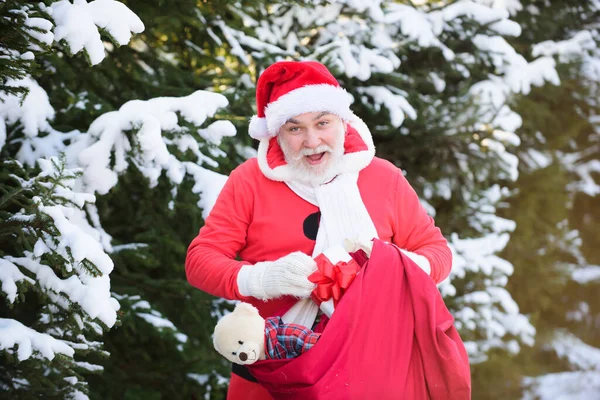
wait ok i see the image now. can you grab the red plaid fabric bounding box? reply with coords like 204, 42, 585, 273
264, 317, 321, 359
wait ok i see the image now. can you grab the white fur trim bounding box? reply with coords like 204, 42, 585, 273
265, 84, 354, 135
400, 249, 431, 275
257, 113, 375, 183
237, 263, 267, 299
248, 115, 269, 140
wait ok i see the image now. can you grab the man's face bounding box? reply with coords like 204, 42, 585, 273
277, 112, 346, 181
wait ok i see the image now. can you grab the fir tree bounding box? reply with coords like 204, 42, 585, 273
1, 0, 143, 398
0, 155, 115, 399
471, 0, 600, 398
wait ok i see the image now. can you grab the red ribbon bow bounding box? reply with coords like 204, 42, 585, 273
308, 254, 361, 308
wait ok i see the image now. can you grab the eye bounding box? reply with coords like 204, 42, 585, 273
317, 120, 329, 127
231, 352, 236, 355
238, 340, 244, 345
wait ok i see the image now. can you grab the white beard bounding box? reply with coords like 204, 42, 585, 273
278, 125, 346, 186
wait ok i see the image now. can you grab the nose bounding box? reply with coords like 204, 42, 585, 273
239, 352, 248, 361
304, 129, 321, 148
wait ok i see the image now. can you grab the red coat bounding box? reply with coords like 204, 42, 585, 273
186, 157, 452, 319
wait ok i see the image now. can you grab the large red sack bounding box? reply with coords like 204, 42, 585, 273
248, 239, 471, 400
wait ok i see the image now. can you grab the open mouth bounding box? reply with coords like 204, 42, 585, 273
305, 152, 326, 165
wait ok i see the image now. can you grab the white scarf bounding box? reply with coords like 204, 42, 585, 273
281, 172, 379, 326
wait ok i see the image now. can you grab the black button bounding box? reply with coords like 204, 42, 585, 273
303, 211, 321, 240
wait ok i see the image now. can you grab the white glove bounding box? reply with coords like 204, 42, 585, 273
236, 252, 317, 300
343, 236, 374, 257
400, 249, 431, 275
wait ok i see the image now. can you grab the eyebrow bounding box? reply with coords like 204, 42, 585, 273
313, 112, 331, 120
285, 112, 331, 125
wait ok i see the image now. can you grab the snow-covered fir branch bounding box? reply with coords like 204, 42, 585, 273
65, 90, 235, 216
0, 156, 117, 397
523, 332, 600, 400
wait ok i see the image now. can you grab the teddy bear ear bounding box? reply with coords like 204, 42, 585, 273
234, 302, 259, 316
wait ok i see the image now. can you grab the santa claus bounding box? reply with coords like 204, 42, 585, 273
185, 60, 453, 400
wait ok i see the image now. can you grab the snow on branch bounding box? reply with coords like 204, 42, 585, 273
216, 20, 287, 63
4, 0, 144, 69
0, 318, 74, 361
572, 265, 600, 284
552, 331, 600, 370
324, 36, 400, 80
523, 332, 600, 400
0, 77, 54, 138
327, 0, 386, 21
385, 4, 445, 49
523, 371, 600, 400
0, 259, 35, 303
533, 31, 597, 62
444, 225, 537, 363
69, 90, 235, 216
0, 76, 82, 167
473, 34, 559, 95
50, 0, 144, 65
561, 151, 600, 196
356, 86, 416, 128
4, 156, 118, 326
440, 1, 514, 27
1, 156, 119, 362
439, 185, 536, 362
472, 0, 523, 16
23, 15, 54, 51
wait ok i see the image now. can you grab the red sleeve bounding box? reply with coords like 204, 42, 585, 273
185, 166, 254, 300
391, 170, 452, 283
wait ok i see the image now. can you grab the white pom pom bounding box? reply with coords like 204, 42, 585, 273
248, 116, 270, 140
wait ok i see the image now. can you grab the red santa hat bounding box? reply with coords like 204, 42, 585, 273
249, 60, 355, 140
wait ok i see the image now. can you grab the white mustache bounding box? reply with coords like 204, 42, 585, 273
288, 145, 333, 161
302, 145, 332, 156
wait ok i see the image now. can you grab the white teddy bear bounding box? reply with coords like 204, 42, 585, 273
213, 302, 322, 365
213, 302, 267, 365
